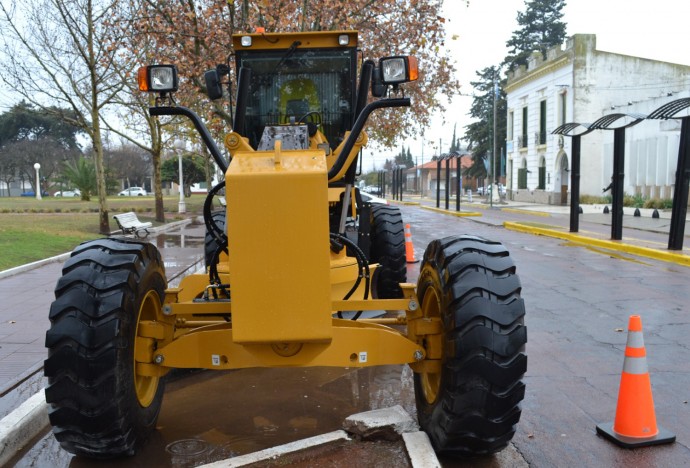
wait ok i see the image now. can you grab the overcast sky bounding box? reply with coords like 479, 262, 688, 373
366, 0, 690, 171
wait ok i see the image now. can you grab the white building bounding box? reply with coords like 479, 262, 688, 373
504, 34, 690, 204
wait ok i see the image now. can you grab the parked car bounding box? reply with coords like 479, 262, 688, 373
118, 187, 147, 197
20, 190, 49, 197
54, 189, 81, 197
360, 191, 388, 205
476, 186, 486, 196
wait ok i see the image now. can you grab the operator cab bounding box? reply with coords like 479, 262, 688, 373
232, 31, 358, 152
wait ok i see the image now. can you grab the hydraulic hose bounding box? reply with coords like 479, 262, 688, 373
330, 232, 371, 320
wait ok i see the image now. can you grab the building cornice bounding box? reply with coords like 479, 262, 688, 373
505, 55, 571, 93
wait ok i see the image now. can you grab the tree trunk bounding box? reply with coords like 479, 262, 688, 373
153, 147, 164, 222
204, 147, 213, 193
87, 0, 109, 235
92, 115, 110, 234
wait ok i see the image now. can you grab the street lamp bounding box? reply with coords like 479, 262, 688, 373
33, 163, 42, 200
174, 140, 186, 213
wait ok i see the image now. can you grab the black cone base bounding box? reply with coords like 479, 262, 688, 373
596, 422, 675, 448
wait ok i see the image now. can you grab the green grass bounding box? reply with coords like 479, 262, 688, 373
0, 214, 101, 269
0, 194, 208, 271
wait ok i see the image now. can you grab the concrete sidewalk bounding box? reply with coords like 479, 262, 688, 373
404, 194, 690, 265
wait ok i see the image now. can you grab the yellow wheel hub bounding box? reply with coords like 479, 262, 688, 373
134, 290, 164, 407
419, 286, 442, 404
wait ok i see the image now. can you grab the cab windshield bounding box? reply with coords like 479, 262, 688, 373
235, 47, 357, 150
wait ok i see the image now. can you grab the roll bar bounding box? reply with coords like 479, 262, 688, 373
149, 106, 229, 173
328, 97, 410, 181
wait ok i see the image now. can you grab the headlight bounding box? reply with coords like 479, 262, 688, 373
138, 65, 179, 93
379, 56, 418, 85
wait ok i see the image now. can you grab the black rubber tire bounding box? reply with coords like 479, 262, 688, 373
204, 210, 227, 268
414, 235, 527, 457
369, 204, 406, 298
44, 238, 168, 458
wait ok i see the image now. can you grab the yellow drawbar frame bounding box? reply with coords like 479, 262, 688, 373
146, 143, 438, 372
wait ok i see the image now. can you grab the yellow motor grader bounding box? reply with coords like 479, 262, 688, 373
44, 30, 526, 459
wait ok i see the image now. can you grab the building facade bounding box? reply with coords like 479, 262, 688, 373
504, 34, 690, 204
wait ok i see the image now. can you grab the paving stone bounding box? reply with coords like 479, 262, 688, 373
342, 405, 419, 441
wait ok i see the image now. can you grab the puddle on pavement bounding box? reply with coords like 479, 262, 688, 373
155, 234, 205, 249
14, 365, 416, 467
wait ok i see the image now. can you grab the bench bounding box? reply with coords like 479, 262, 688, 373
113, 212, 153, 238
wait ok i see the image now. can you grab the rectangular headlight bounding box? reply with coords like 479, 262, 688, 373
379, 56, 418, 85
138, 65, 178, 93
241, 36, 252, 47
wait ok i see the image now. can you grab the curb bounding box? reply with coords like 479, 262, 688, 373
501, 207, 551, 217
0, 252, 71, 281
0, 391, 48, 467
200, 430, 350, 467
402, 432, 441, 468
504, 221, 690, 267
420, 205, 483, 217
391, 200, 422, 206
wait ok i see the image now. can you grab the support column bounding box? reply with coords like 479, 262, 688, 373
611, 128, 626, 240
668, 117, 690, 250
445, 158, 450, 210
399, 167, 404, 201
456, 156, 461, 212
436, 159, 441, 208
569, 136, 581, 233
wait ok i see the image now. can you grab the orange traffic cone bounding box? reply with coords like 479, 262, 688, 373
404, 224, 419, 263
596, 315, 675, 448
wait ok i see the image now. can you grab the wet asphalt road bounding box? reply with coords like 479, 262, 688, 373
403, 205, 690, 467
10, 205, 690, 467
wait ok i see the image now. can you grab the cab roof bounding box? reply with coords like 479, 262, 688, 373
232, 30, 358, 51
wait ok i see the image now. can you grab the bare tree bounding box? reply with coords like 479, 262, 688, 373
104, 0, 232, 221
106, 142, 152, 188
0, 0, 126, 233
